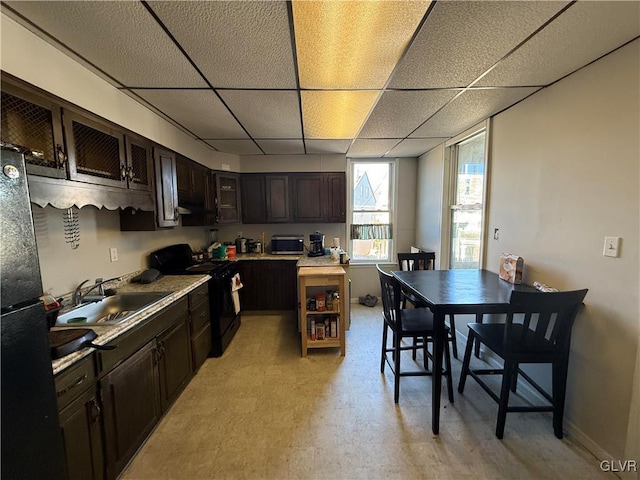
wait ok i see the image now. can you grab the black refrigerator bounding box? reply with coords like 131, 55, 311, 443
1, 149, 65, 479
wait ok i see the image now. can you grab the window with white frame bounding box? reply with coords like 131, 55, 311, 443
349, 160, 395, 262
448, 130, 487, 269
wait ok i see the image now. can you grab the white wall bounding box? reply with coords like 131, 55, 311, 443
416, 40, 640, 462
416, 144, 445, 268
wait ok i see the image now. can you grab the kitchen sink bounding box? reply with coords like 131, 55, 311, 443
56, 292, 172, 326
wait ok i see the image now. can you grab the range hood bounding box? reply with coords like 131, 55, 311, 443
27, 175, 155, 211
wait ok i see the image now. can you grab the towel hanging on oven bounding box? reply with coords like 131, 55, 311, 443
231, 273, 243, 315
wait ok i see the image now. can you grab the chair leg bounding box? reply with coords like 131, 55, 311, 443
552, 357, 570, 439
458, 331, 475, 394
380, 322, 388, 373
448, 314, 458, 359
422, 337, 429, 371
412, 337, 418, 361
511, 363, 519, 393
393, 333, 402, 403
496, 361, 515, 439
444, 333, 454, 403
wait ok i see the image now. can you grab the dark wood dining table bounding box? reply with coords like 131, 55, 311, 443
390, 268, 538, 434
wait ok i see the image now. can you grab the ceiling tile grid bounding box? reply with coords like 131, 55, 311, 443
147, 0, 297, 89
2, 0, 636, 158
4, 0, 207, 88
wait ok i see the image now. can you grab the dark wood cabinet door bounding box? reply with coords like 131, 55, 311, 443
124, 134, 152, 192
175, 156, 192, 201
325, 172, 346, 223
241, 174, 266, 223
238, 260, 297, 310
1, 78, 67, 178
101, 341, 160, 480
58, 387, 104, 480
154, 148, 179, 227
216, 172, 241, 224
292, 174, 324, 222
157, 317, 192, 411
266, 175, 291, 223
63, 108, 127, 188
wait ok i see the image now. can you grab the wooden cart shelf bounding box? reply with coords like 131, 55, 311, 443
298, 266, 346, 357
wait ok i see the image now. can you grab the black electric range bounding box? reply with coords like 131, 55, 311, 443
149, 244, 240, 357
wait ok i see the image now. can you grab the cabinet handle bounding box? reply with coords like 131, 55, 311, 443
174, 207, 179, 220
120, 165, 127, 180
56, 145, 67, 169
90, 398, 101, 422
56, 373, 87, 398
128, 166, 135, 181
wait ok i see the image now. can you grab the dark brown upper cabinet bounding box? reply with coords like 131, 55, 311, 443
291, 172, 346, 223
215, 172, 241, 224
241, 174, 290, 224
1, 77, 67, 179
153, 148, 179, 228
63, 107, 127, 188
124, 133, 153, 193
176, 155, 206, 206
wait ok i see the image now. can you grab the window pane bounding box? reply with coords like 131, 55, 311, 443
353, 163, 390, 211
352, 239, 391, 261
450, 209, 482, 269
455, 133, 485, 206
353, 212, 390, 224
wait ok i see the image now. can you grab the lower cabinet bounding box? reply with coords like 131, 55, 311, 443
101, 341, 161, 479
238, 260, 297, 310
188, 283, 212, 370
53, 293, 203, 480
56, 355, 103, 480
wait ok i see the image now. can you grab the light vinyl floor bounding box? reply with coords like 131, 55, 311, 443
122, 304, 615, 480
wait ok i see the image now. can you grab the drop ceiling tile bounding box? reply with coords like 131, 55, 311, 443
389, 0, 569, 89
3, 1, 206, 87
305, 140, 352, 154
359, 90, 459, 138
218, 90, 301, 138
292, 1, 430, 89
147, 1, 296, 88
348, 139, 400, 158
204, 139, 262, 155
133, 89, 248, 139
255, 139, 305, 155
386, 138, 448, 157
302, 91, 380, 139
476, 1, 640, 87
410, 87, 539, 138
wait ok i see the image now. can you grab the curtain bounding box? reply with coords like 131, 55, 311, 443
350, 224, 392, 240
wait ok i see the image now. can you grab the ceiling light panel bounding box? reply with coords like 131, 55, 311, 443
358, 90, 460, 138
389, 0, 569, 89
256, 139, 305, 155
410, 87, 539, 138
148, 1, 296, 88
302, 90, 379, 139
218, 90, 302, 138
133, 89, 247, 139
476, 1, 640, 87
204, 139, 262, 155
305, 139, 352, 155
3, 1, 206, 88
292, 0, 430, 89
386, 138, 449, 157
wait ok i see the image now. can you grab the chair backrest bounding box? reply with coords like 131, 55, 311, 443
377, 264, 400, 327
506, 289, 588, 353
397, 252, 434, 271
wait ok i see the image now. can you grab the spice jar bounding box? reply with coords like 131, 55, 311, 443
316, 293, 326, 312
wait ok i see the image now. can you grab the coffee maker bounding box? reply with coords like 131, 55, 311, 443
308, 231, 325, 257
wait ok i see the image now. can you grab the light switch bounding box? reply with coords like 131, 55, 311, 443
603, 237, 620, 258
110, 247, 118, 262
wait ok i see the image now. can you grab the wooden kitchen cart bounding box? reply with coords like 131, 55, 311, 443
298, 266, 346, 357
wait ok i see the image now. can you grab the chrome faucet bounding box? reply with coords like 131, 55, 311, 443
73, 277, 120, 305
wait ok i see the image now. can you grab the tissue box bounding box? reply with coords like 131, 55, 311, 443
499, 253, 524, 284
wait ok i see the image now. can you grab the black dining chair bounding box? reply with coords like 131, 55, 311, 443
377, 265, 454, 404
457, 288, 588, 439
396, 252, 459, 359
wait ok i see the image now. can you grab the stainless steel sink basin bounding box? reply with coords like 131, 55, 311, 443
56, 292, 172, 326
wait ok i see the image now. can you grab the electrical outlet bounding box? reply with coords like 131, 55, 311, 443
603, 237, 620, 258
237, 231, 242, 238
109, 247, 118, 262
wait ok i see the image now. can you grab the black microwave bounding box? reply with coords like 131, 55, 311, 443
271, 235, 304, 254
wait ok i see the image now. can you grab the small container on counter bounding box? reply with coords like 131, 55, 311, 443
226, 245, 236, 259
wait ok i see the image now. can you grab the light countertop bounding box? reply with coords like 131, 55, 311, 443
51, 274, 209, 375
